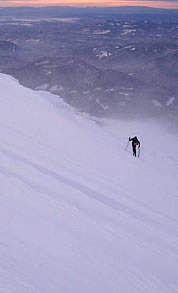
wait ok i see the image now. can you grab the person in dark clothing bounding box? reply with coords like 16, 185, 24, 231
129, 136, 140, 157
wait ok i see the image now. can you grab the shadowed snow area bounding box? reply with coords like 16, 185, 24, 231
0, 73, 178, 293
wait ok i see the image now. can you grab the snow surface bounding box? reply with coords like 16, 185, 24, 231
0, 73, 178, 293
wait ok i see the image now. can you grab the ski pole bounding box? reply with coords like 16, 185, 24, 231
125, 139, 130, 151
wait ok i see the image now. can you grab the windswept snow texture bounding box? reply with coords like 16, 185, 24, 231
0, 73, 178, 293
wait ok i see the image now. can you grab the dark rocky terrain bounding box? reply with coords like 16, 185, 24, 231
0, 7, 177, 122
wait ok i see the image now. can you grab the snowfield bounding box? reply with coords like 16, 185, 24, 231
0, 73, 178, 293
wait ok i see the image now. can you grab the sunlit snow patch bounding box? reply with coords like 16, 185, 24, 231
121, 29, 136, 35
96, 97, 108, 110
96, 51, 112, 59
166, 97, 175, 106
152, 99, 163, 107
93, 30, 110, 35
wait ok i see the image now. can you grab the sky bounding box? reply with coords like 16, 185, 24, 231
0, 0, 178, 9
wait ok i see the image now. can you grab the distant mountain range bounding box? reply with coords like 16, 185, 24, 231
0, 11, 177, 124
0, 6, 178, 19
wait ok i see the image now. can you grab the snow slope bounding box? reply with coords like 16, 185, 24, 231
0, 73, 178, 293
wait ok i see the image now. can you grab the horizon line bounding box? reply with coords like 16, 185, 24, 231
0, 3, 178, 9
